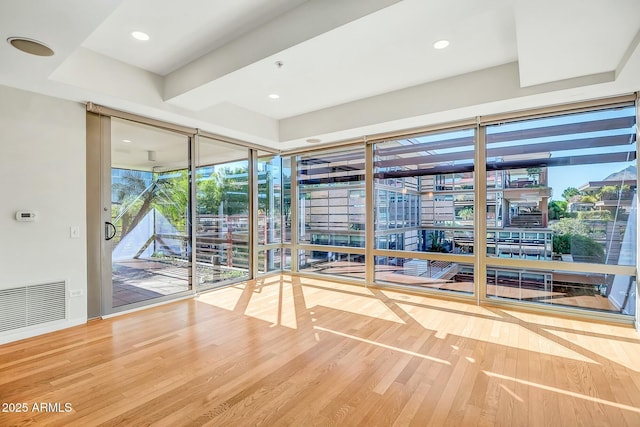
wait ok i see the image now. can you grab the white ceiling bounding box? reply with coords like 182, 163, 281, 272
82, 0, 308, 76
111, 117, 189, 171
1, 0, 639, 151
111, 118, 252, 171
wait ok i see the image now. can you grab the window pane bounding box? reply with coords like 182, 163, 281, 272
282, 157, 292, 243
258, 248, 282, 274
297, 147, 365, 248
258, 154, 282, 245
196, 137, 249, 287
374, 128, 475, 254
486, 105, 637, 266
283, 248, 292, 271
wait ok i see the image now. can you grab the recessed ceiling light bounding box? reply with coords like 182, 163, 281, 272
122, 139, 132, 143
7, 37, 54, 56
305, 138, 322, 144
433, 40, 450, 50
268, 93, 280, 99
131, 31, 150, 41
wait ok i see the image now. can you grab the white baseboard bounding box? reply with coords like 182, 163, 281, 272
0, 317, 87, 345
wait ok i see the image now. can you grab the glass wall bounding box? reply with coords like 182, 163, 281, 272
100, 97, 637, 321
196, 137, 250, 288
485, 104, 637, 314
181, 98, 636, 320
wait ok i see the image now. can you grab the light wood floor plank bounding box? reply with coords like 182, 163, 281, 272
1, 274, 640, 426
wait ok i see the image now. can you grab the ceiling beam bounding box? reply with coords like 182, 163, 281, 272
279, 62, 616, 143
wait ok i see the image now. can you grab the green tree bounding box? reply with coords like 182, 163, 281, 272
577, 210, 612, 221
221, 169, 249, 215
550, 218, 589, 236
526, 167, 542, 185
197, 171, 224, 214
155, 171, 189, 231
258, 168, 279, 214
598, 185, 619, 200
598, 185, 631, 201
112, 169, 189, 238
548, 200, 568, 220
197, 166, 249, 216
562, 187, 580, 200
458, 206, 474, 220
552, 234, 571, 254
427, 231, 448, 253
553, 234, 605, 262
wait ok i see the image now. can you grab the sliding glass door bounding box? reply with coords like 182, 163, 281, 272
105, 118, 192, 312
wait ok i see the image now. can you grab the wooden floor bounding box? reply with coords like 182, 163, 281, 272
1, 275, 640, 426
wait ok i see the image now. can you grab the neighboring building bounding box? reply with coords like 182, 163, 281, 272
568, 198, 595, 213
578, 182, 636, 216
421, 168, 553, 260
300, 152, 554, 262
575, 166, 638, 265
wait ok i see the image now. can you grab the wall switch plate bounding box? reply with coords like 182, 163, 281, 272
70, 226, 80, 238
69, 289, 83, 297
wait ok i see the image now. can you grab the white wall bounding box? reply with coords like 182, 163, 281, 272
0, 85, 87, 343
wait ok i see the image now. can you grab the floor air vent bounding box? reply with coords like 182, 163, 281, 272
0, 281, 66, 333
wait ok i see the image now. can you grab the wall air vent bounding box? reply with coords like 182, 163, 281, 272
0, 281, 66, 333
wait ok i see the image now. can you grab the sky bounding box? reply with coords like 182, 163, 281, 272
547, 162, 634, 200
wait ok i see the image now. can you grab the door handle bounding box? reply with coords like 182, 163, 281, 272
105, 222, 117, 240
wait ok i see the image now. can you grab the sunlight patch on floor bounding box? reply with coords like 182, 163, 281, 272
485, 370, 640, 414
396, 302, 596, 363
542, 328, 640, 371
303, 285, 405, 324
314, 325, 450, 365
245, 281, 298, 329
197, 285, 244, 311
